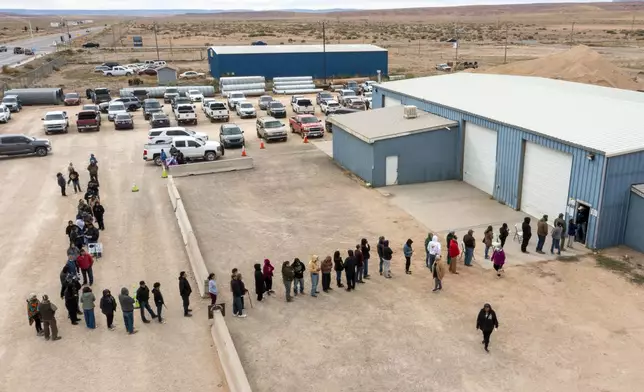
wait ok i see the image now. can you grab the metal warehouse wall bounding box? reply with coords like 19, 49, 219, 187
209, 50, 388, 79
373, 87, 605, 247
332, 124, 374, 184
596, 151, 644, 249
371, 127, 459, 187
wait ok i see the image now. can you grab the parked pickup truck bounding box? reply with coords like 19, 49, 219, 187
0, 134, 52, 157
291, 97, 315, 114
174, 104, 198, 125
206, 101, 230, 122
75, 110, 101, 132
42, 111, 70, 135
103, 66, 134, 77
143, 136, 223, 166
91, 88, 111, 104
289, 114, 324, 138
164, 87, 180, 104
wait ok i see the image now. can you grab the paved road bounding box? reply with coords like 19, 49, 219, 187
0, 26, 104, 68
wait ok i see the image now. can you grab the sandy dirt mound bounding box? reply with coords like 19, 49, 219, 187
477, 45, 643, 90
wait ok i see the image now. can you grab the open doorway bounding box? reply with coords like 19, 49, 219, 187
574, 201, 590, 245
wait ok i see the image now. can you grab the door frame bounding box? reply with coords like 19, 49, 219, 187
385, 155, 399, 186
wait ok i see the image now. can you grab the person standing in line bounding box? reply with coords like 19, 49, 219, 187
160, 149, 168, 169
382, 240, 393, 278
344, 250, 356, 291
208, 273, 218, 306
118, 287, 137, 335
136, 281, 157, 323
152, 283, 165, 324
68, 162, 75, 176
361, 238, 371, 279
65, 220, 77, 242
262, 259, 275, 296
554, 213, 567, 251
333, 251, 344, 288
63, 275, 81, 325
491, 246, 506, 277
550, 222, 563, 255
93, 201, 105, 231
432, 255, 446, 292
354, 245, 365, 283
66, 254, 79, 277
428, 235, 441, 271
483, 226, 494, 260
56, 173, 67, 196
76, 249, 94, 286
254, 263, 265, 302
26, 293, 44, 337
499, 223, 509, 249
178, 271, 193, 317
89, 153, 98, 165
309, 255, 321, 297
448, 235, 460, 274
321, 255, 333, 293
403, 239, 414, 274
445, 231, 456, 266
521, 217, 532, 253
38, 295, 61, 341
87, 161, 99, 182
100, 289, 117, 330
231, 273, 248, 318
567, 219, 577, 248
282, 261, 295, 302
463, 230, 476, 266
377, 236, 385, 276
84, 222, 100, 245
476, 303, 499, 352
424, 233, 433, 269
68, 169, 82, 194
536, 215, 549, 254
291, 257, 306, 296
59, 265, 71, 299
80, 286, 96, 329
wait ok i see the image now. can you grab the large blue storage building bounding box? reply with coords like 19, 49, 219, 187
207, 44, 388, 79
331, 73, 644, 250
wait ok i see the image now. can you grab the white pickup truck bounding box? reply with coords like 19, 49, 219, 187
143, 136, 223, 166
205, 101, 230, 122
103, 66, 134, 77
42, 111, 70, 134
291, 96, 315, 114
174, 104, 198, 125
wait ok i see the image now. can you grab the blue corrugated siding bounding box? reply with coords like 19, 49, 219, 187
373, 87, 605, 247
624, 192, 644, 253
597, 151, 644, 248
372, 127, 459, 187
332, 124, 373, 184
209, 50, 388, 79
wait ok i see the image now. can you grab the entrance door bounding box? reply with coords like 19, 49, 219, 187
463, 122, 497, 195
384, 96, 402, 107
385, 156, 398, 186
624, 191, 644, 253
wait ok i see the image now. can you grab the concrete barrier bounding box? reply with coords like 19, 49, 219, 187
211, 311, 252, 392
170, 157, 254, 178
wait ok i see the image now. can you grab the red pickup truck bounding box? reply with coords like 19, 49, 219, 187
288, 114, 324, 138
76, 110, 101, 133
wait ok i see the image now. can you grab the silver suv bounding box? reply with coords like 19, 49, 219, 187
256, 116, 287, 142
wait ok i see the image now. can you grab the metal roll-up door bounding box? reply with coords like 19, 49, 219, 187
463, 122, 497, 195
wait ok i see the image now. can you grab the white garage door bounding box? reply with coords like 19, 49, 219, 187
521, 142, 573, 224
384, 95, 402, 107
463, 122, 498, 195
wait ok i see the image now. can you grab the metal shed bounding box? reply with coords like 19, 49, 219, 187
4, 88, 64, 105
207, 44, 388, 79
372, 73, 644, 249
329, 106, 458, 187
156, 66, 177, 85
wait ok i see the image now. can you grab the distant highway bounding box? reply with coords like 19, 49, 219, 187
0, 26, 104, 68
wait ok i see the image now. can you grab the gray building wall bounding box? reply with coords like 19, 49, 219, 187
624, 191, 644, 253
371, 127, 459, 187
331, 124, 373, 184
157, 68, 177, 85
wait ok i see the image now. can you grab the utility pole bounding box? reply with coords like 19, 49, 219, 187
169, 35, 174, 60
570, 21, 575, 46
153, 22, 160, 61
454, 23, 459, 68
504, 23, 509, 64
322, 21, 327, 84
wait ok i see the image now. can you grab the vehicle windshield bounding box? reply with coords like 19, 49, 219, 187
297, 99, 312, 106
211, 103, 226, 110
300, 117, 319, 124
2, 97, 17, 103
265, 121, 283, 128
240, 103, 253, 109
178, 106, 194, 113
260, 96, 272, 102
94, 89, 109, 95
145, 101, 161, 108
343, 91, 356, 97
166, 88, 178, 94
189, 90, 200, 95
65, 93, 79, 98
320, 92, 332, 98
109, 104, 125, 111
328, 102, 340, 107
153, 114, 168, 120
222, 126, 242, 135
45, 113, 65, 121
231, 93, 244, 99
269, 102, 284, 109
116, 114, 130, 120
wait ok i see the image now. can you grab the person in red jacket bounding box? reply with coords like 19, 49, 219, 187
262, 259, 275, 296
76, 249, 94, 285
448, 236, 460, 275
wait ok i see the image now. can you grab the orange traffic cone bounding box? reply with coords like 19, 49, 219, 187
260, 140, 265, 149
303, 135, 309, 144
241, 146, 247, 157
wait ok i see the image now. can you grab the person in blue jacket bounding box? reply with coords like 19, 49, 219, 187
403, 239, 414, 275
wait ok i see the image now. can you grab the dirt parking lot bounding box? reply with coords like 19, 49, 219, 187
176, 108, 644, 392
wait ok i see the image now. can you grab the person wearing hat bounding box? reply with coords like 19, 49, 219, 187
38, 295, 61, 341
26, 293, 43, 337
309, 255, 321, 297
463, 229, 476, 267
476, 303, 499, 352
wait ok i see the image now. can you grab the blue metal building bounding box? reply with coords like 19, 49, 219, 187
334, 73, 644, 249
207, 44, 388, 79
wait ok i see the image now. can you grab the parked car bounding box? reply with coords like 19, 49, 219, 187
347, 98, 367, 111
103, 66, 134, 77
291, 97, 314, 115
205, 101, 229, 122
337, 89, 357, 105
251, 41, 267, 46
114, 96, 141, 111
289, 114, 324, 139
149, 113, 171, 128
0, 45, 7, 52
179, 71, 205, 79
316, 91, 333, 105
1, 95, 22, 112
147, 127, 208, 144
257, 95, 274, 110
143, 136, 223, 165
187, 89, 204, 103
227, 92, 246, 109
219, 123, 245, 148
131, 89, 149, 102
13, 47, 24, 54
138, 68, 158, 76
267, 101, 286, 118
325, 108, 360, 132
360, 81, 376, 93
172, 96, 193, 110
41, 111, 69, 135
174, 104, 198, 125
344, 80, 359, 93
164, 87, 180, 104
0, 104, 12, 123
107, 102, 127, 121
114, 113, 134, 130
0, 134, 51, 157
75, 110, 101, 132
202, 98, 216, 113
236, 101, 256, 118
256, 117, 287, 142
24, 48, 34, 55
91, 87, 111, 104
100, 62, 120, 69
64, 92, 81, 106
321, 99, 340, 114
142, 99, 163, 120
436, 63, 452, 72
82, 42, 100, 48
82, 104, 101, 118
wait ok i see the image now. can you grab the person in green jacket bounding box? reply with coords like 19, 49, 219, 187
445, 231, 455, 265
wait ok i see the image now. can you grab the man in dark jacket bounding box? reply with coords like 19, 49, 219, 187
377, 236, 385, 276
521, 217, 532, 253
65, 221, 77, 244
118, 287, 137, 334
100, 289, 117, 330
152, 283, 165, 324
476, 303, 499, 352
87, 161, 99, 182
463, 229, 475, 267
554, 213, 567, 251
344, 250, 357, 291
63, 276, 81, 325
38, 295, 62, 341
84, 223, 100, 245
536, 215, 549, 254
291, 258, 305, 295
282, 261, 295, 302
178, 271, 192, 317
136, 281, 157, 323
93, 201, 106, 230
354, 246, 365, 283
56, 173, 67, 196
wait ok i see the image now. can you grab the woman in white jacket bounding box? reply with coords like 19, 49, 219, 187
427, 235, 441, 271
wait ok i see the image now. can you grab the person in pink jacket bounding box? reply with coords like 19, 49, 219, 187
262, 259, 275, 296
490, 246, 506, 277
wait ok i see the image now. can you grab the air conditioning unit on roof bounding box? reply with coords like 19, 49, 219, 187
404, 105, 417, 119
